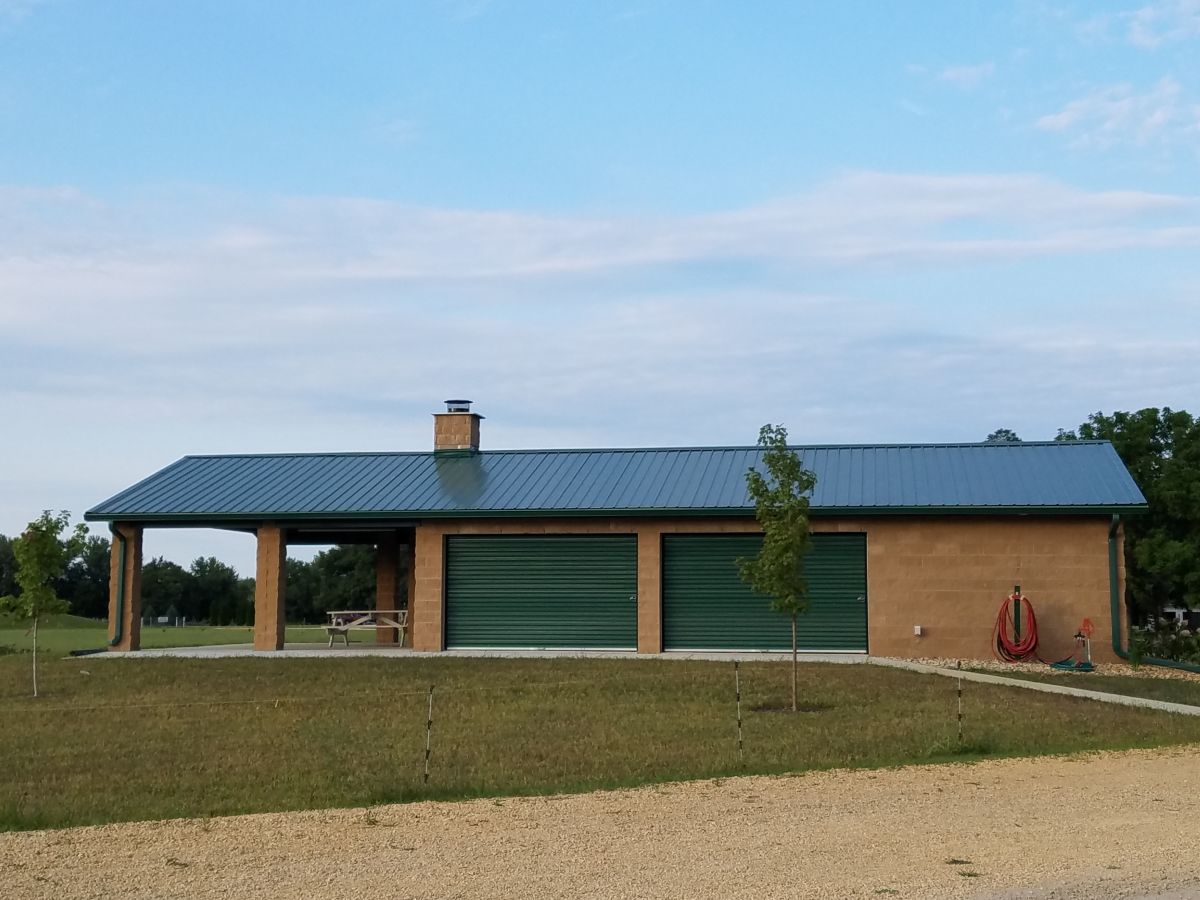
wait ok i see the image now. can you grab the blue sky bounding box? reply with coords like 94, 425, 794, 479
1, 0, 1198, 574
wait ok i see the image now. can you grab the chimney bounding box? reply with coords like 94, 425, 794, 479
433, 399, 483, 454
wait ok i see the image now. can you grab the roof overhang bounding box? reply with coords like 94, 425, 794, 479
83, 504, 1149, 526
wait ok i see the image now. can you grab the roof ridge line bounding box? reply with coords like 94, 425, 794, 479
178, 440, 1112, 460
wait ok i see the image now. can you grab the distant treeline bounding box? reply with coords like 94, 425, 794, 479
0, 538, 380, 625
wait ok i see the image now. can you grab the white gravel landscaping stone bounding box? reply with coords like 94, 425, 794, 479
2, 746, 1199, 899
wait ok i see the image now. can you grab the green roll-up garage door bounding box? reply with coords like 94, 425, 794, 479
445, 535, 638, 649
662, 533, 867, 652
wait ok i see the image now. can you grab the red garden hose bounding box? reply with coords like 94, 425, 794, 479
993, 591, 1042, 663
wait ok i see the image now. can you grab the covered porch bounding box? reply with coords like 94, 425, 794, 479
105, 520, 416, 652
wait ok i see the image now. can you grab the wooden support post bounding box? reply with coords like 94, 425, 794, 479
254, 525, 287, 651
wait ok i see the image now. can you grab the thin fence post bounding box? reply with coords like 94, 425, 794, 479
956, 660, 963, 743
424, 685, 434, 785
734, 660, 744, 766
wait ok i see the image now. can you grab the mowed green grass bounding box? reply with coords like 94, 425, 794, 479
3, 655, 1200, 832
0, 618, 331, 656
984, 669, 1200, 707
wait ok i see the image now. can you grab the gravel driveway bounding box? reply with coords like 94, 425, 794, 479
3, 747, 1199, 899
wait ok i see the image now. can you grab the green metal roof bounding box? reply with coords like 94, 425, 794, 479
85, 441, 1147, 524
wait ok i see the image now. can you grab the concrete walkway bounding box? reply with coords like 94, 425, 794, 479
871, 656, 1200, 717
97, 643, 868, 663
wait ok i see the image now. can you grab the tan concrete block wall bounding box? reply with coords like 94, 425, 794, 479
106, 523, 143, 652
254, 525, 287, 651
846, 517, 1118, 663
409, 515, 1120, 662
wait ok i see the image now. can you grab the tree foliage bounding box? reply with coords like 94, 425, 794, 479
187, 557, 244, 624
0, 511, 86, 622
985, 428, 1022, 442
0, 511, 87, 697
738, 424, 818, 711
0, 534, 18, 600
58, 535, 111, 620
287, 545, 379, 623
141, 557, 189, 619
1057, 407, 1200, 618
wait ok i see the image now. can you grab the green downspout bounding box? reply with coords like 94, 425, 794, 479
108, 524, 127, 648
1108, 514, 1200, 674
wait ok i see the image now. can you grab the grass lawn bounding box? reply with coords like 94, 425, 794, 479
983, 669, 1200, 707
3, 653, 1200, 832
0, 618, 331, 656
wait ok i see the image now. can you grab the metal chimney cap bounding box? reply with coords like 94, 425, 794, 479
444, 399, 473, 413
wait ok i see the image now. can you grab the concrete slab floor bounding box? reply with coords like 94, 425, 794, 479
91, 644, 870, 663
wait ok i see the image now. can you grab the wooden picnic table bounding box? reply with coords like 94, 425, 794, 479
325, 609, 408, 648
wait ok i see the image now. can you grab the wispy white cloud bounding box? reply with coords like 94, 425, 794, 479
1125, 0, 1200, 47
437, 0, 493, 22
0, 0, 42, 22
1077, 0, 1200, 47
2, 174, 1198, 570
936, 62, 996, 89
1036, 77, 1199, 149
2, 173, 1190, 317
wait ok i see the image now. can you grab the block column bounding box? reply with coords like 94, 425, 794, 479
411, 525, 444, 651
107, 523, 143, 652
637, 527, 662, 653
375, 533, 400, 645
254, 524, 287, 651
405, 539, 417, 650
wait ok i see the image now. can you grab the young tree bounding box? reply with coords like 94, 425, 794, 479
738, 424, 818, 712
0, 511, 87, 697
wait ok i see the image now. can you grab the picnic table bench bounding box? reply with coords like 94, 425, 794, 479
325, 609, 408, 648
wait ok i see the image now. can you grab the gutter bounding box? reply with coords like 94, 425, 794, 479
1108, 514, 1200, 674
83, 504, 1149, 525
108, 524, 126, 648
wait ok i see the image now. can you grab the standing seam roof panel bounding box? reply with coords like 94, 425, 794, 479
84, 442, 1149, 520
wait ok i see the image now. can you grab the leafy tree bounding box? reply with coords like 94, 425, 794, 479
985, 428, 1022, 443
141, 557, 189, 621
285, 557, 321, 624
185, 557, 240, 624
0, 511, 87, 697
238, 578, 255, 622
738, 424, 818, 712
309, 545, 376, 615
58, 535, 111, 619
1057, 408, 1200, 620
0, 534, 17, 600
